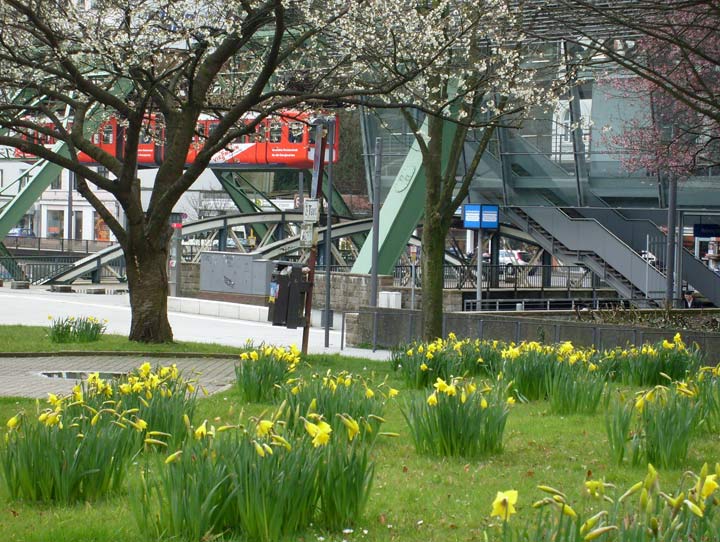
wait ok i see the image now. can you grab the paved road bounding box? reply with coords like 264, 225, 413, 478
0, 285, 391, 398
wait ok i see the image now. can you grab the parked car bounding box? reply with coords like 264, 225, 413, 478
6, 227, 36, 238
512, 250, 533, 265
498, 249, 528, 275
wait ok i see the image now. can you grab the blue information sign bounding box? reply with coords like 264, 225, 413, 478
480, 204, 499, 229
463, 204, 482, 229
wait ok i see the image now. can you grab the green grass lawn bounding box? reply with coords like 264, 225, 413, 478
0, 325, 242, 354
0, 348, 718, 541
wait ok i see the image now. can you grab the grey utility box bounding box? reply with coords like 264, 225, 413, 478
200, 252, 274, 296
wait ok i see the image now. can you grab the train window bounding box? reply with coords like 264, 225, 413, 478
197, 123, 206, 139
269, 121, 282, 143
208, 121, 220, 136
102, 124, 113, 144
288, 122, 304, 143
254, 124, 265, 143
142, 129, 153, 144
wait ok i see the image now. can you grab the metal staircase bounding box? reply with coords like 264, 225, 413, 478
506, 205, 666, 304
578, 206, 720, 307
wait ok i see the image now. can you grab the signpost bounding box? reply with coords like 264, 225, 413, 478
301, 122, 328, 355
463, 203, 499, 310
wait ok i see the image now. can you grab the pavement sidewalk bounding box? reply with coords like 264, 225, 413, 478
0, 284, 392, 398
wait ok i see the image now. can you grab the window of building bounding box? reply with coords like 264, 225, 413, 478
50, 174, 62, 190
47, 210, 65, 238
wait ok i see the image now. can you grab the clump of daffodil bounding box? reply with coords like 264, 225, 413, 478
607, 382, 699, 469
47, 315, 107, 343
280, 370, 389, 443
403, 377, 511, 458
2, 380, 152, 503
391, 334, 508, 389
605, 334, 701, 387
236, 343, 301, 402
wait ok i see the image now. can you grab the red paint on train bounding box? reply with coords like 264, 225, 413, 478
14, 111, 339, 168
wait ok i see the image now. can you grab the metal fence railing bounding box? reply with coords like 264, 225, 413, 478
462, 296, 665, 312
0, 255, 126, 284
2, 236, 115, 254
392, 264, 601, 290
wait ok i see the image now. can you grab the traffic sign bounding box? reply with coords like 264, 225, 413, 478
303, 199, 320, 223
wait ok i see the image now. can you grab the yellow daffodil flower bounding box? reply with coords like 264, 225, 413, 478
701, 474, 719, 499
427, 393, 438, 407
339, 414, 360, 442
491, 490, 518, 521
165, 450, 183, 464
434, 378, 449, 393
256, 420, 274, 438
194, 420, 208, 440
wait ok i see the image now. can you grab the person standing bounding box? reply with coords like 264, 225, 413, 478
682, 290, 698, 308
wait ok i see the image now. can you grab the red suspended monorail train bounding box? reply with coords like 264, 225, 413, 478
14, 110, 339, 168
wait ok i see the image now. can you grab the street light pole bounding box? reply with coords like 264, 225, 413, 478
323, 119, 336, 348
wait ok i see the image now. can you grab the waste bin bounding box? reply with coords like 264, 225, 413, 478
268, 262, 310, 329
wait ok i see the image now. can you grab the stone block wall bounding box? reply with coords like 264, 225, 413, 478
312, 272, 394, 311
179, 262, 200, 297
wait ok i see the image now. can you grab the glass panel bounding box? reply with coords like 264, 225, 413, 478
74, 211, 83, 240
102, 124, 113, 144
47, 210, 64, 238
269, 121, 282, 143
94, 212, 110, 241
288, 122, 304, 143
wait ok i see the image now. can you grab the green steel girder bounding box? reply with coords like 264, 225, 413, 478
0, 241, 27, 281
213, 170, 271, 239
323, 172, 354, 219
351, 120, 458, 275
0, 144, 69, 240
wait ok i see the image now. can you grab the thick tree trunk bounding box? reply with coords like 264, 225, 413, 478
125, 240, 174, 343
421, 213, 447, 341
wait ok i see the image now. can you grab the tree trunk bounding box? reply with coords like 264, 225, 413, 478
421, 212, 446, 341
125, 240, 174, 343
